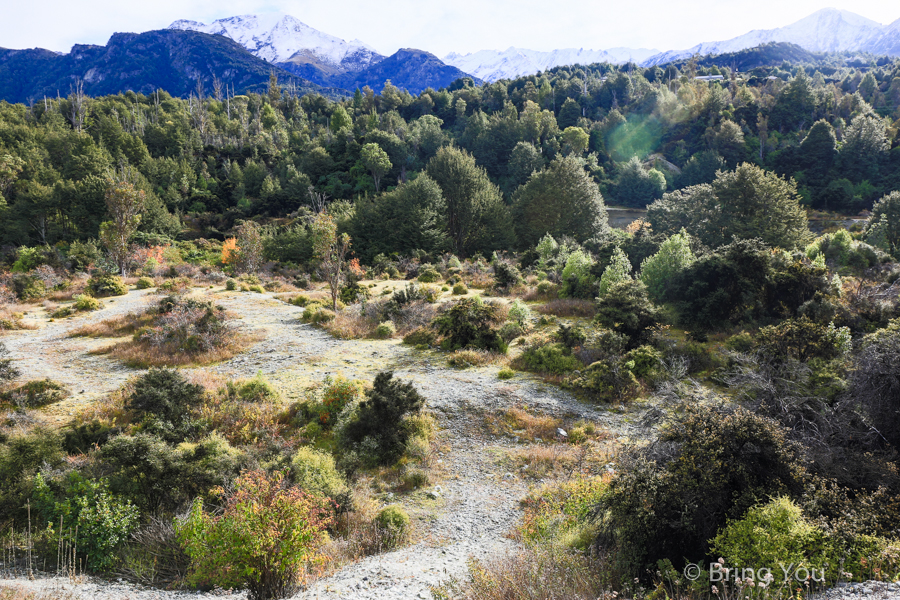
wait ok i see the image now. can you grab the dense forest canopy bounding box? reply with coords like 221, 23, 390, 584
0, 51, 898, 259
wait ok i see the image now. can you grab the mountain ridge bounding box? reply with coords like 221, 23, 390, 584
0, 29, 339, 104
641, 7, 897, 66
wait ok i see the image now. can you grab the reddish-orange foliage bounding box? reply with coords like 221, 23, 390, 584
131, 245, 168, 268
348, 258, 364, 277
221, 238, 239, 265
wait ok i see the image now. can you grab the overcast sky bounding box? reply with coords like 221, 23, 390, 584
2, 1, 899, 57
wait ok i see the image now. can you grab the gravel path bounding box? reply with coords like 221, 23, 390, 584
0, 288, 634, 599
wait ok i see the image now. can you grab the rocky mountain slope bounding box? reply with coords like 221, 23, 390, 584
170, 14, 384, 72
168, 14, 477, 94
0, 29, 336, 104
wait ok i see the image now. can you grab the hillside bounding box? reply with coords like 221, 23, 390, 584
0, 29, 337, 104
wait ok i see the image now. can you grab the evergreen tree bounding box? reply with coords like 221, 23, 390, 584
512, 156, 609, 249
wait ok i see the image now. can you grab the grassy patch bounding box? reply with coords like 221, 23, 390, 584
535, 299, 596, 318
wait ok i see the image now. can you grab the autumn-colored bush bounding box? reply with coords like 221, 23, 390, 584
177, 470, 333, 600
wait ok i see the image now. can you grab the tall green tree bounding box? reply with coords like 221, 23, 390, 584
100, 179, 144, 276
648, 164, 812, 250
360, 143, 392, 193
511, 156, 609, 249
425, 146, 512, 257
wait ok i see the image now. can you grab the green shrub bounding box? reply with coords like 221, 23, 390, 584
623, 345, 662, 379
401, 467, 429, 489
87, 273, 128, 297
0, 429, 64, 521
519, 342, 580, 375
598, 404, 806, 581
233, 373, 280, 402
11, 273, 46, 300
559, 250, 596, 299
402, 326, 436, 347
340, 372, 425, 465
536, 280, 557, 297
225, 279, 238, 291
493, 260, 522, 289
756, 316, 851, 362
712, 497, 836, 583
177, 470, 333, 600
725, 331, 755, 353
508, 299, 532, 327
374, 321, 396, 339
135, 277, 155, 290
417, 264, 441, 283
248, 284, 265, 293
0, 379, 68, 408
595, 279, 658, 347
317, 375, 364, 428
433, 297, 507, 352
33, 472, 139, 572
126, 368, 204, 442
158, 277, 191, 294
305, 307, 335, 324
291, 447, 350, 509
291, 294, 311, 307
74, 294, 101, 311
498, 367, 515, 380
565, 360, 639, 402
375, 504, 410, 548
101, 433, 246, 514
452, 282, 468, 295
499, 321, 525, 342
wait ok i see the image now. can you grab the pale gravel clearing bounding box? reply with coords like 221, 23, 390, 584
1, 287, 643, 599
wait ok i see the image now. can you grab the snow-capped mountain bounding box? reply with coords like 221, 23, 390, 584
169, 14, 384, 71
641, 8, 885, 66
444, 46, 659, 82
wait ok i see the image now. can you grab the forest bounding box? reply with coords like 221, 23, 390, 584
0, 52, 899, 600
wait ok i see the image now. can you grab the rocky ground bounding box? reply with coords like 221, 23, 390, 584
0, 287, 619, 599
4, 287, 891, 600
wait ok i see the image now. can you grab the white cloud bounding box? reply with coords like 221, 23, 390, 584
1, 0, 898, 57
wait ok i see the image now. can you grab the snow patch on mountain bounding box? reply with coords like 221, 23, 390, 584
169, 14, 383, 69
641, 8, 885, 66
444, 46, 659, 82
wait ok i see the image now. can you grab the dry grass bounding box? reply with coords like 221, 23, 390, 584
74, 382, 133, 427
463, 270, 495, 289
96, 331, 260, 368
0, 586, 78, 600
319, 477, 412, 568
507, 443, 607, 480
536, 299, 596, 318
322, 310, 377, 339
497, 406, 564, 441
69, 312, 150, 338
0, 306, 35, 331
434, 544, 613, 600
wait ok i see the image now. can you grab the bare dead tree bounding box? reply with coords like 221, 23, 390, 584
308, 185, 328, 214
68, 79, 87, 132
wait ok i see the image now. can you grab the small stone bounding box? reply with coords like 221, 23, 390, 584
556, 428, 568, 438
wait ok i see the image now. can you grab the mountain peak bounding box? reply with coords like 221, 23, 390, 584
169, 13, 383, 66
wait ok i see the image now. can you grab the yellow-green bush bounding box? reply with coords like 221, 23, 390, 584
290, 446, 350, 509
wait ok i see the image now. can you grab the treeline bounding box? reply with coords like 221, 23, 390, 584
0, 55, 899, 255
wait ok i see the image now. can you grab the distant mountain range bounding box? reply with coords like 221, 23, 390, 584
169, 14, 478, 94
0, 29, 338, 105
443, 47, 660, 82
641, 8, 900, 66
